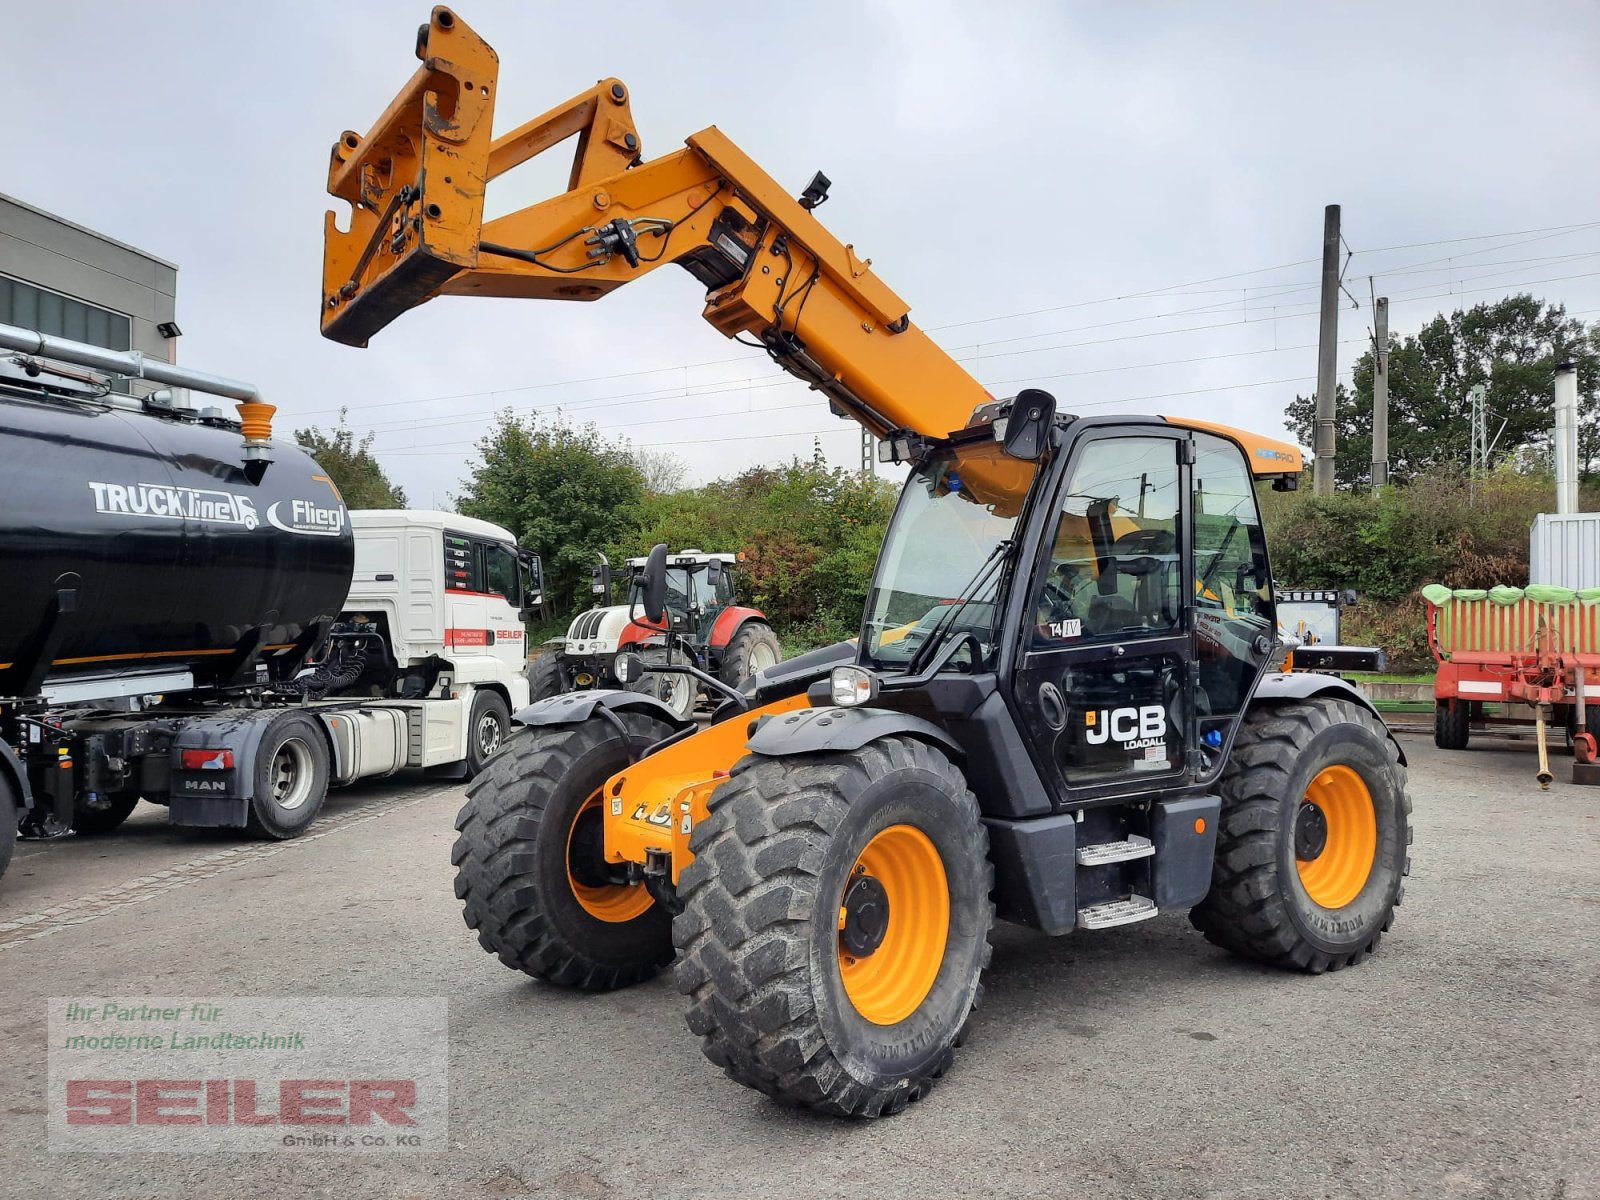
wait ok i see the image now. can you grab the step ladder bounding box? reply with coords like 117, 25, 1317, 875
1075, 834, 1153, 867
1077, 894, 1159, 930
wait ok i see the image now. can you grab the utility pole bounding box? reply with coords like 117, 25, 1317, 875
1371, 296, 1390, 488
1555, 361, 1579, 514
1312, 204, 1342, 496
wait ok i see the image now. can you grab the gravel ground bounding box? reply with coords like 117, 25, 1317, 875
0, 733, 1595, 1199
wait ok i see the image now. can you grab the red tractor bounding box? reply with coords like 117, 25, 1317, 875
529, 548, 781, 717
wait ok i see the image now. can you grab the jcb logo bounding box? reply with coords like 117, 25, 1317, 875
1085, 705, 1166, 747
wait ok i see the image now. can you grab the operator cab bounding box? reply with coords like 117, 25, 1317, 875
857, 402, 1291, 805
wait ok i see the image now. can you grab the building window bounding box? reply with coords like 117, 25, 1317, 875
0, 275, 134, 391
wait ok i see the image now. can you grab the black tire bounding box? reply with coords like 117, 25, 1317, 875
451, 710, 677, 989
72, 792, 141, 836
717, 621, 782, 689
673, 736, 994, 1118
641, 649, 697, 720
0, 775, 16, 881
527, 653, 567, 704
465, 689, 511, 778
1434, 699, 1470, 750
246, 713, 332, 840
1191, 698, 1412, 973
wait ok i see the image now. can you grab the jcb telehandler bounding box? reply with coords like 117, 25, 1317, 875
323, 9, 1412, 1118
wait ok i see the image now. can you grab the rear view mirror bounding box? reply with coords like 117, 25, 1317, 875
642, 544, 669, 625
592, 553, 612, 601
1000, 388, 1055, 460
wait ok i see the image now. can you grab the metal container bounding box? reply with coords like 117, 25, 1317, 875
0, 393, 353, 698
1530, 512, 1600, 590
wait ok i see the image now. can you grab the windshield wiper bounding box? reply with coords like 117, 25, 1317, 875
901, 539, 1013, 677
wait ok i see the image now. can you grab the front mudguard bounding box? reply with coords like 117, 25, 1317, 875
514, 688, 696, 734
1253, 671, 1406, 764
745, 704, 963, 762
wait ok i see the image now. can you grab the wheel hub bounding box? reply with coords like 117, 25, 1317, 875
840, 873, 891, 957
1294, 801, 1328, 861
567, 805, 614, 889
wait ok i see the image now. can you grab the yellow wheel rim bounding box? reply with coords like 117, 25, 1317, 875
837, 825, 949, 1026
1295, 765, 1377, 909
566, 792, 654, 923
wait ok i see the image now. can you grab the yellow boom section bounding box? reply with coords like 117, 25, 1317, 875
322, 6, 991, 444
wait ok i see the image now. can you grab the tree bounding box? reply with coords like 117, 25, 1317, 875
633, 447, 687, 496
456, 411, 645, 613
614, 456, 897, 644
294, 409, 407, 508
1286, 295, 1600, 488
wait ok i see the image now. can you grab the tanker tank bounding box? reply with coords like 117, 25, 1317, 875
0, 391, 354, 700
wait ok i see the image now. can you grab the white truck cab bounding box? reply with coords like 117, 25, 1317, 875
338, 510, 535, 776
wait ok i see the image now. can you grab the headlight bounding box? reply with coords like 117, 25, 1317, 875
830, 665, 879, 708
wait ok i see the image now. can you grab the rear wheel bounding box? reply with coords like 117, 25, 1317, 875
673, 736, 993, 1117
0, 776, 16, 880
72, 792, 141, 836
451, 711, 677, 989
1191, 698, 1412, 973
1434, 699, 1469, 750
246, 713, 331, 839
527, 653, 567, 704
718, 621, 782, 688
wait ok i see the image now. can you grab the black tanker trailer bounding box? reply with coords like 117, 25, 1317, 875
0, 324, 538, 883
0, 328, 354, 876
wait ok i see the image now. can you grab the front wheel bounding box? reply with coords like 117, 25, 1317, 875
1191, 698, 1412, 973
451, 710, 677, 989
673, 736, 994, 1117
527, 653, 567, 704
1434, 699, 1469, 750
465, 689, 510, 777
642, 651, 697, 720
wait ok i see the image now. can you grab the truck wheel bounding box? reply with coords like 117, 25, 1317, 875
465, 690, 510, 777
72, 792, 141, 836
451, 710, 677, 989
717, 621, 782, 688
673, 736, 994, 1117
1191, 698, 1412, 973
527, 653, 567, 703
246, 713, 332, 840
1434, 699, 1469, 749
0, 776, 16, 880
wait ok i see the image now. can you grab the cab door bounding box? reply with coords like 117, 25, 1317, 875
480, 540, 526, 678
1010, 431, 1193, 802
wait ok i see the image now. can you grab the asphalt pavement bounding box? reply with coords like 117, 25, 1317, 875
1, 734, 1596, 1199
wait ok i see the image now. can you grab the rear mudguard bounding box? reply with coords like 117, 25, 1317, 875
1253, 671, 1404, 763
745, 704, 963, 762
514, 688, 695, 733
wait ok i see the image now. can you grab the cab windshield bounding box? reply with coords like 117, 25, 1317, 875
862, 441, 1037, 669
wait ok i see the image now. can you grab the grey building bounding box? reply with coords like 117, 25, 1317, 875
0, 192, 178, 395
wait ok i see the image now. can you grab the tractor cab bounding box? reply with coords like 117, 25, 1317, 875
620, 550, 740, 646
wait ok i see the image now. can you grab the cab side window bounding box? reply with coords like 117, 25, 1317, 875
1191, 435, 1271, 629
1033, 438, 1182, 646
1191, 432, 1273, 721
483, 543, 521, 606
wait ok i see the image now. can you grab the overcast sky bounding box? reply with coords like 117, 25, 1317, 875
7, 1, 1599, 504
